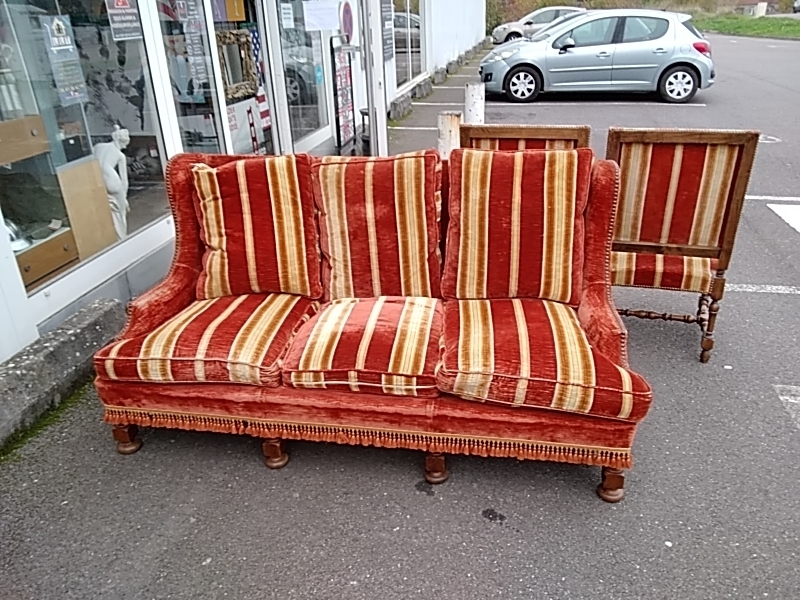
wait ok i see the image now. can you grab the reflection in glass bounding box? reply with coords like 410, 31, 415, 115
393, 0, 422, 87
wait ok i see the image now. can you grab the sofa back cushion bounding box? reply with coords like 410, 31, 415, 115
311, 150, 442, 301
442, 148, 593, 305
191, 154, 322, 300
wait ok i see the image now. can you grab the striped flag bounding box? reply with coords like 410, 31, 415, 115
250, 28, 271, 129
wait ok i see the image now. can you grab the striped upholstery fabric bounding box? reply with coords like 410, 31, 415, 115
611, 251, 718, 294
192, 154, 321, 300
283, 296, 442, 397
470, 138, 577, 150
442, 148, 593, 305
311, 150, 442, 301
437, 299, 652, 421
615, 142, 743, 247
95, 294, 318, 386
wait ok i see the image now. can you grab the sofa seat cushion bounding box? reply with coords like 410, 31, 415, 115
191, 155, 322, 300
283, 296, 442, 398
442, 148, 593, 305
312, 151, 442, 301
95, 294, 318, 386
437, 299, 652, 421
611, 251, 718, 294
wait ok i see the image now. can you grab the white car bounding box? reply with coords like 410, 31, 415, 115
492, 6, 584, 44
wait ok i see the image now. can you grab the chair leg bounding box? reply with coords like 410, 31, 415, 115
113, 424, 142, 455
424, 453, 449, 484
262, 438, 289, 469
700, 273, 725, 363
596, 466, 625, 503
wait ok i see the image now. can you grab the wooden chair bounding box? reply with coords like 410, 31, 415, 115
606, 127, 759, 363
460, 124, 591, 151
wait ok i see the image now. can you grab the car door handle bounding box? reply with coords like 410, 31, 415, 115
596, 51, 611, 58
653, 48, 668, 54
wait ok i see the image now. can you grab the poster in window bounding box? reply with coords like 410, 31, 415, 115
40, 16, 89, 106
380, 0, 394, 60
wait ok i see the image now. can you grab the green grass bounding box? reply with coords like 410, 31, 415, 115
0, 384, 89, 465
693, 13, 800, 39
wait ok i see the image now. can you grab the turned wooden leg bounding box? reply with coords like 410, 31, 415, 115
424, 453, 449, 484
113, 424, 142, 455
700, 273, 725, 364
262, 438, 289, 469
596, 467, 625, 503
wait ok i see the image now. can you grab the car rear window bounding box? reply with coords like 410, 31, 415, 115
681, 19, 703, 38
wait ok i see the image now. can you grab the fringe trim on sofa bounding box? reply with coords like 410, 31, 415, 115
104, 407, 633, 469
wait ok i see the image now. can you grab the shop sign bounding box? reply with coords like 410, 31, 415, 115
176, 0, 209, 84
41, 16, 89, 106
380, 0, 393, 60
280, 3, 295, 29
104, 0, 143, 42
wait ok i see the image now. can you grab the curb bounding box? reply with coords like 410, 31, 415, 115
0, 298, 126, 447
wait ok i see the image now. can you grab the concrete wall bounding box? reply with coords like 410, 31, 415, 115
424, 0, 486, 73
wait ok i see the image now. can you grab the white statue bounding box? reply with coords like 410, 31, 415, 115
93, 125, 130, 240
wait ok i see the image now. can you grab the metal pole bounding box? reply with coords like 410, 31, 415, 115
464, 82, 485, 125
437, 111, 463, 160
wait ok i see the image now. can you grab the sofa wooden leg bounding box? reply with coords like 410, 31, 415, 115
700, 274, 725, 364
596, 467, 625, 503
113, 424, 142, 455
424, 453, 449, 484
262, 438, 289, 469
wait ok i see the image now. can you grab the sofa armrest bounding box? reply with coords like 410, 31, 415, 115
116, 262, 198, 340
577, 158, 628, 367
578, 283, 628, 367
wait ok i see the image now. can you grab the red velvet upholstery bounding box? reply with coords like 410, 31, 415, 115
441, 148, 593, 305
311, 150, 442, 301
470, 138, 578, 150
95, 294, 318, 386
612, 251, 717, 294
283, 297, 442, 398
191, 154, 322, 300
437, 298, 651, 421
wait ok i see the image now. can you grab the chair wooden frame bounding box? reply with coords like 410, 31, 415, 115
606, 127, 759, 362
460, 124, 591, 150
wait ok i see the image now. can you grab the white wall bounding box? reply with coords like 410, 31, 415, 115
424, 0, 485, 73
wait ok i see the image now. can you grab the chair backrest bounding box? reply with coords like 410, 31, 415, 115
606, 128, 759, 270
460, 124, 591, 151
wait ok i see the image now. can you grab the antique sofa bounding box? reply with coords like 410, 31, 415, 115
93, 147, 653, 502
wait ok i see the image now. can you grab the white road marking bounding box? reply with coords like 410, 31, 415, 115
413, 101, 707, 107
746, 195, 800, 202
759, 134, 782, 143
388, 126, 438, 130
412, 102, 464, 106
726, 285, 800, 294
447, 74, 480, 78
433, 86, 471, 89
773, 385, 800, 431
768, 204, 800, 234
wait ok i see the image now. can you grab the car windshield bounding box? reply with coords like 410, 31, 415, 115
528, 11, 587, 41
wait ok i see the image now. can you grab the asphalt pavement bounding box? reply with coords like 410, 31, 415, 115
1, 35, 799, 599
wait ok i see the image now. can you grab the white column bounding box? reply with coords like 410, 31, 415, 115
0, 216, 38, 362
464, 82, 485, 125
361, 0, 389, 156
437, 110, 462, 160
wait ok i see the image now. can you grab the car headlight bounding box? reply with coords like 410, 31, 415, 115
484, 48, 520, 63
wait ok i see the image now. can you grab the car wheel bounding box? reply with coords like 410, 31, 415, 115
504, 65, 542, 103
285, 72, 305, 105
659, 66, 698, 104
504, 32, 522, 42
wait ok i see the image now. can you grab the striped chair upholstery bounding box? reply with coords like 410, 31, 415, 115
95, 294, 319, 386
191, 154, 322, 300
441, 148, 593, 305
612, 252, 718, 294
311, 150, 442, 301
460, 124, 591, 151
283, 296, 442, 398
436, 299, 651, 421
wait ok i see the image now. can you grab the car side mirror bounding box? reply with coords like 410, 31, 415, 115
524, 20, 533, 25
558, 37, 576, 53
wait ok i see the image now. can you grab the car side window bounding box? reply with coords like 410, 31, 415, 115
621, 17, 669, 43
557, 17, 619, 48
530, 10, 556, 25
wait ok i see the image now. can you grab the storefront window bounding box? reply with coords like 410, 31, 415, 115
0, 0, 169, 292
213, 0, 275, 154
277, 0, 328, 142
393, 0, 421, 87
161, 0, 224, 153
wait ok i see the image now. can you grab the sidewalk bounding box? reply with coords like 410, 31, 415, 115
389, 59, 483, 155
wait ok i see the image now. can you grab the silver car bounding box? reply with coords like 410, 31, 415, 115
491, 6, 584, 44
481, 9, 715, 104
